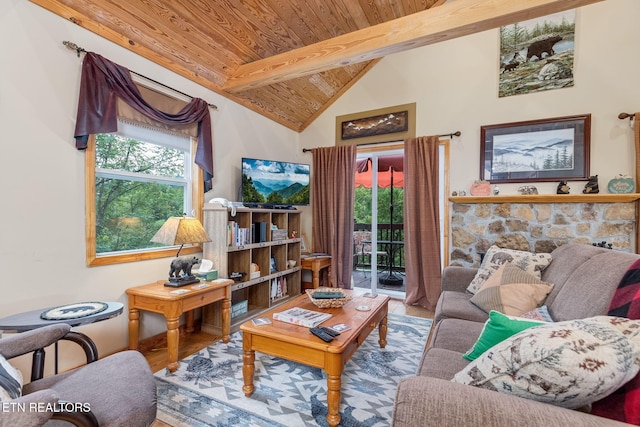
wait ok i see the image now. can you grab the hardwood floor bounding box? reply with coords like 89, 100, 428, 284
145, 296, 434, 427
388, 296, 435, 318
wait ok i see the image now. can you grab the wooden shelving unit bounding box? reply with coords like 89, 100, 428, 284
200, 204, 302, 333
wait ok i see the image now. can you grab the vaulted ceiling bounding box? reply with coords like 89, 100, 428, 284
30, 0, 603, 132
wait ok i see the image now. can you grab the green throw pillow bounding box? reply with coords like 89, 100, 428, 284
463, 310, 544, 361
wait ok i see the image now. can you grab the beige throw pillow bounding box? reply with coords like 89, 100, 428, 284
470, 263, 554, 316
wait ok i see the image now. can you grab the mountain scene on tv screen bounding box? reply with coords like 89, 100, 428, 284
242, 159, 310, 205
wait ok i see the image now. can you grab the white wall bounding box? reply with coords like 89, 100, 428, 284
0, 1, 302, 371
301, 0, 640, 196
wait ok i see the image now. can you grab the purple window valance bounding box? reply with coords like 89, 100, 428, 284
74, 52, 214, 184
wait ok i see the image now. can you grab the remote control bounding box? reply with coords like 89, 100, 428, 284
312, 292, 345, 299
318, 326, 340, 337
310, 327, 334, 342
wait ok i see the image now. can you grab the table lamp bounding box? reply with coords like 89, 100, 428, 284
151, 215, 211, 287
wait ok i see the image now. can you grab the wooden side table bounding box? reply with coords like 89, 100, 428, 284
301, 256, 332, 289
126, 279, 233, 372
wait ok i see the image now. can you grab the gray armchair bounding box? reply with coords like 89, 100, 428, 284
0, 323, 156, 427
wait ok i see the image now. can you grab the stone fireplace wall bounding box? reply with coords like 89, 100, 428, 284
450, 196, 638, 268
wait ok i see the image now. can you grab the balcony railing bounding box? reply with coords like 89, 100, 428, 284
354, 223, 405, 272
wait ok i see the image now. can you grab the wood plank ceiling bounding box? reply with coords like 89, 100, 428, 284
29, 0, 603, 132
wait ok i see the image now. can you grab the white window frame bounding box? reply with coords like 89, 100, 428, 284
85, 123, 204, 267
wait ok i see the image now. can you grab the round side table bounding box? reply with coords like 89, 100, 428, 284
0, 302, 123, 378
0, 302, 123, 332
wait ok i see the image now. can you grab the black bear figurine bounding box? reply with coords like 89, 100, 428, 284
582, 175, 599, 194
169, 256, 200, 279
557, 181, 570, 194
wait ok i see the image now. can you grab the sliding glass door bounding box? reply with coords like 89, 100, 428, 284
352, 141, 448, 296
353, 148, 405, 296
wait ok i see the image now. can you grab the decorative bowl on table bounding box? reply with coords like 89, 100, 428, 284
305, 287, 351, 308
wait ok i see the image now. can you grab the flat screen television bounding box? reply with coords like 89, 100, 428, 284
241, 157, 310, 206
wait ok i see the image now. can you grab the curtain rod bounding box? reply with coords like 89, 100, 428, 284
302, 131, 461, 152
63, 41, 218, 110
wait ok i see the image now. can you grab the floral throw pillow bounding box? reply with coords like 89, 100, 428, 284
467, 246, 552, 294
452, 316, 640, 409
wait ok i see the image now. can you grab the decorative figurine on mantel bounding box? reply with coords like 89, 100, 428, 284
518, 185, 538, 195
607, 174, 635, 194
583, 175, 599, 194
557, 181, 570, 194
470, 180, 491, 196
593, 241, 613, 249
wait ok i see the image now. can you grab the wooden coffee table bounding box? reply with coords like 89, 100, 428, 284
240, 290, 390, 427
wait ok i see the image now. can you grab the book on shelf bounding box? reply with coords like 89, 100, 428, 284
270, 276, 288, 301
227, 221, 234, 246
227, 221, 251, 246
272, 307, 332, 328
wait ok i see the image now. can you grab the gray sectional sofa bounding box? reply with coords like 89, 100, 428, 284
392, 243, 638, 427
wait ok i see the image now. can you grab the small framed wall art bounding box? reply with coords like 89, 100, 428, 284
335, 103, 416, 146
480, 114, 590, 184
300, 233, 310, 254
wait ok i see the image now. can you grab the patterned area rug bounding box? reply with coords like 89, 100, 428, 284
155, 313, 432, 427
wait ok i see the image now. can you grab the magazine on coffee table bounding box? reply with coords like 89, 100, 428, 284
273, 307, 332, 328
304, 252, 331, 259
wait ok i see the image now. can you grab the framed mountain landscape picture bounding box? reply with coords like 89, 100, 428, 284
480, 114, 590, 183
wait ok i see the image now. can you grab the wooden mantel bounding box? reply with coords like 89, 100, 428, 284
449, 194, 640, 204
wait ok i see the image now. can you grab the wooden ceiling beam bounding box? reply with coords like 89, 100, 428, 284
223, 0, 604, 92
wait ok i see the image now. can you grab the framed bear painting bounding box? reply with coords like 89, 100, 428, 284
498, 10, 576, 97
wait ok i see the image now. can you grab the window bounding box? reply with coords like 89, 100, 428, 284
86, 121, 203, 266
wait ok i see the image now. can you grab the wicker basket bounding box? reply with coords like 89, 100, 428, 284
305, 288, 351, 308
